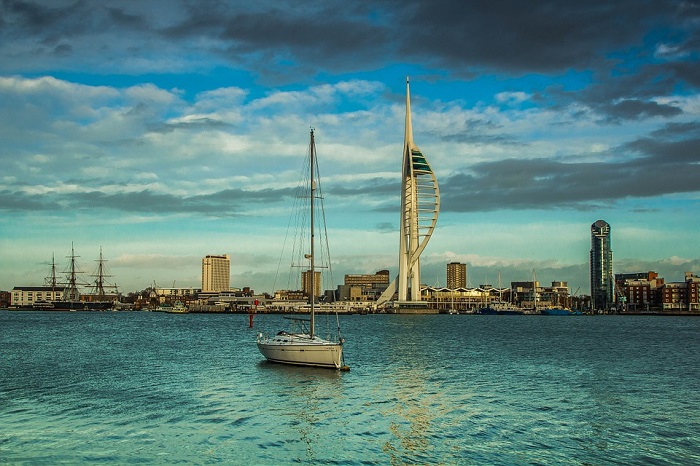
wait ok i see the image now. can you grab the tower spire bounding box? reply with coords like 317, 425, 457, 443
404, 77, 413, 145
397, 77, 440, 302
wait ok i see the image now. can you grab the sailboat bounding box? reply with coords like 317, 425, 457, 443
256, 129, 348, 370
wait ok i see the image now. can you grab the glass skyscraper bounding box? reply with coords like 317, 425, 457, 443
590, 220, 614, 310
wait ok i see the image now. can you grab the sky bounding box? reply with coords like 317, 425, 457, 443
1, 0, 699, 296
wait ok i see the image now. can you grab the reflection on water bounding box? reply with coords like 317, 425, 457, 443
2, 312, 700, 464
255, 361, 345, 463
382, 368, 434, 464
369, 315, 477, 465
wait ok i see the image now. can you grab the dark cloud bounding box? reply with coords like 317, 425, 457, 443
0, 186, 297, 215
105, 6, 148, 29
398, 0, 654, 73
550, 60, 698, 120
52, 42, 72, 56
650, 121, 700, 138
328, 177, 398, 198
602, 99, 683, 121
0, 189, 61, 211
2, 0, 96, 45
148, 117, 231, 134
440, 117, 521, 145
439, 125, 700, 212
1, 0, 696, 122
3, 0, 695, 79
625, 135, 700, 165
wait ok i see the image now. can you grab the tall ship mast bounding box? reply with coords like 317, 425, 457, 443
90, 246, 119, 300
37, 244, 118, 311
44, 253, 59, 293
63, 242, 83, 302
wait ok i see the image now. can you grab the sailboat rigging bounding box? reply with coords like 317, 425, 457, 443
256, 128, 348, 370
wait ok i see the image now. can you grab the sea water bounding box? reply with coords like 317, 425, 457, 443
1, 311, 699, 465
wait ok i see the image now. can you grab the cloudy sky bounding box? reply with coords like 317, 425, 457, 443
1, 0, 698, 296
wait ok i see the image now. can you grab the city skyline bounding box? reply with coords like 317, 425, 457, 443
1, 1, 699, 296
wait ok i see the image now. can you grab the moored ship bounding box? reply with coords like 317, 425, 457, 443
11, 244, 119, 311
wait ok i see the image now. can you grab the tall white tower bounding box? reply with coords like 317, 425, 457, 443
397, 78, 440, 302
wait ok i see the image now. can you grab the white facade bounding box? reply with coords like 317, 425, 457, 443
155, 287, 201, 297
11, 287, 63, 307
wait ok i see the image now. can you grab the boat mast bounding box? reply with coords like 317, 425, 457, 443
64, 242, 82, 302
309, 128, 316, 338
45, 253, 59, 293
532, 269, 538, 311
93, 246, 111, 300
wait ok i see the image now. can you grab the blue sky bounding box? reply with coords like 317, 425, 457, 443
1, 0, 698, 296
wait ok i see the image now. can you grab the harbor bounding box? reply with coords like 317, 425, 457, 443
2, 310, 700, 464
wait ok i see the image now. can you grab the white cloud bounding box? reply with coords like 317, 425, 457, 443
495, 91, 531, 105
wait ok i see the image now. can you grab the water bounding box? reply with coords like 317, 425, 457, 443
2, 311, 699, 465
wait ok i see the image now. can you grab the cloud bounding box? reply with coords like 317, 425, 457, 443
398, 0, 694, 74
439, 123, 700, 212
3, 1, 696, 80
602, 99, 683, 121
0, 186, 299, 216
495, 92, 530, 105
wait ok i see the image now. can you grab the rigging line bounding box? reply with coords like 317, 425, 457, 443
272, 146, 310, 293
313, 146, 335, 293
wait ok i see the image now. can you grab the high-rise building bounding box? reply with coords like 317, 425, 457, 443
302, 270, 322, 298
201, 254, 230, 293
590, 220, 613, 310
446, 262, 466, 289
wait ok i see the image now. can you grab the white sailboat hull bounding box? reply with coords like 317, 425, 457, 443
257, 333, 343, 369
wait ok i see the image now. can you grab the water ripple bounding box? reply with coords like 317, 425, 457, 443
2, 312, 700, 464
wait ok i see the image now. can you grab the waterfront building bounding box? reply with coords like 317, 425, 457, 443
616, 271, 663, 312
614, 271, 699, 313
422, 286, 487, 313
541, 281, 570, 308
201, 254, 230, 293
590, 220, 614, 310
344, 270, 390, 287
154, 287, 202, 305
339, 270, 390, 301
511, 281, 539, 308
377, 78, 440, 309
446, 262, 467, 289
0, 290, 9, 308
155, 287, 202, 298
661, 272, 700, 312
301, 270, 322, 298
10, 286, 63, 307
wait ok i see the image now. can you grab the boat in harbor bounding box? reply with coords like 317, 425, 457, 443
540, 308, 583, 316
257, 129, 348, 370
478, 301, 524, 315
16, 246, 118, 311
159, 301, 188, 313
